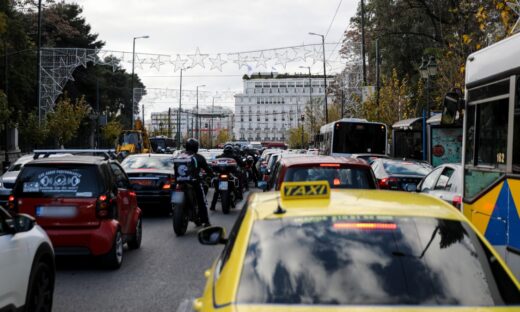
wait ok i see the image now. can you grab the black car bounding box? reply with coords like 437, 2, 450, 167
371, 158, 433, 191
120, 154, 174, 215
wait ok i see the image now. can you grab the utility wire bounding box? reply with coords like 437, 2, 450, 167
325, 0, 344, 39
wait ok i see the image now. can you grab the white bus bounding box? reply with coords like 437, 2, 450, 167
318, 118, 388, 156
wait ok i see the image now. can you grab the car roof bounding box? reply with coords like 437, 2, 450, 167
249, 189, 463, 221
123, 153, 173, 158
25, 155, 108, 165
280, 156, 369, 167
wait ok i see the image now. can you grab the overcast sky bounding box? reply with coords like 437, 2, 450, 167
71, 0, 356, 117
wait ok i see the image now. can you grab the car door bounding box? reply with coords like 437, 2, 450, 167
109, 163, 132, 234
419, 166, 443, 194
431, 166, 457, 202
0, 210, 30, 309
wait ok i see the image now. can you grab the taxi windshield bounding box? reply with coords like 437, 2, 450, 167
237, 216, 520, 305
284, 166, 375, 189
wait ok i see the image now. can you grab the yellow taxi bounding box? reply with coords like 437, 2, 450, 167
194, 181, 520, 311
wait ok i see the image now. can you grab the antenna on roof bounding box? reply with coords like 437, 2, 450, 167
274, 202, 286, 215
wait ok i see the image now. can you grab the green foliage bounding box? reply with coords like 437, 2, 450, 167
19, 111, 49, 150
0, 92, 11, 130
287, 127, 309, 149
46, 95, 90, 147
216, 129, 231, 146
102, 120, 123, 147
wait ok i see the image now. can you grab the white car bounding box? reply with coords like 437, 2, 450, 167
0, 207, 55, 311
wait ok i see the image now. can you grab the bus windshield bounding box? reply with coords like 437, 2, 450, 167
119, 132, 140, 145
333, 122, 386, 154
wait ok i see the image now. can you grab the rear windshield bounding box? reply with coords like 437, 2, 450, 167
15, 165, 103, 198
121, 156, 173, 170
284, 166, 375, 189
383, 161, 431, 176
238, 216, 520, 305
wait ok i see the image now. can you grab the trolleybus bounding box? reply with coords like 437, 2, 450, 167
462, 32, 520, 278
318, 118, 388, 156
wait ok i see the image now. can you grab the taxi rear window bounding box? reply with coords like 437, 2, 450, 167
15, 164, 103, 198
237, 216, 520, 306
284, 166, 375, 189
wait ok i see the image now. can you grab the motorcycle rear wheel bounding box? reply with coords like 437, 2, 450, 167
172, 204, 189, 236
221, 190, 230, 214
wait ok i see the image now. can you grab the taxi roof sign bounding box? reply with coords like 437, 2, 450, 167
280, 181, 331, 201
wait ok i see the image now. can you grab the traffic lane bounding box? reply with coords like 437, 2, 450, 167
53, 189, 248, 312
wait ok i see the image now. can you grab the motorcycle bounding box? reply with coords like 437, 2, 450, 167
210, 158, 239, 214
171, 155, 201, 236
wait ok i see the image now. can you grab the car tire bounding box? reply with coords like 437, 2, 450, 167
101, 229, 124, 270
25, 260, 54, 312
172, 205, 188, 236
127, 216, 142, 250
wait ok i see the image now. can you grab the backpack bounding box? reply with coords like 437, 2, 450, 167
173, 153, 197, 182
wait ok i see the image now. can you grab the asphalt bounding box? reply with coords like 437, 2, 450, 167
52, 188, 248, 312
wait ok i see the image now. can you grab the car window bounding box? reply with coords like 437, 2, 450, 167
121, 156, 173, 170
218, 200, 248, 275
237, 216, 520, 305
383, 161, 432, 176
420, 167, 443, 192
15, 164, 103, 198
110, 163, 129, 189
284, 166, 375, 189
269, 163, 281, 190
446, 168, 462, 193
435, 167, 455, 190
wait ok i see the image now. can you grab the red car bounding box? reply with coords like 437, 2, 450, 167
261, 156, 377, 191
8, 155, 142, 269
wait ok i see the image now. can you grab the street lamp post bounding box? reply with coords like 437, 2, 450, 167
177, 66, 191, 149
196, 84, 206, 141
418, 56, 437, 161
299, 66, 313, 144
131, 35, 149, 129
309, 32, 328, 124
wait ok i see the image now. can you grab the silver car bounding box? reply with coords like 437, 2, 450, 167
418, 163, 463, 209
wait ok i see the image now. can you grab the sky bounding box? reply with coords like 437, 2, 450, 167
70, 0, 357, 118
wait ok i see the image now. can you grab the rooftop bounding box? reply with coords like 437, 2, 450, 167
243, 72, 334, 80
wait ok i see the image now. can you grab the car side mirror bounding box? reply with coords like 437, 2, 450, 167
198, 226, 227, 245
441, 88, 464, 125
5, 213, 35, 234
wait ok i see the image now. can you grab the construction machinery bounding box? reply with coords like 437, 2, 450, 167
116, 119, 151, 158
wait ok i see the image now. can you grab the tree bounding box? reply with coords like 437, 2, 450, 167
19, 111, 49, 151
102, 120, 123, 148
216, 129, 230, 146
46, 95, 90, 147
287, 127, 309, 149
361, 69, 415, 127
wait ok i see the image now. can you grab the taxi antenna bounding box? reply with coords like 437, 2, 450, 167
274, 203, 286, 215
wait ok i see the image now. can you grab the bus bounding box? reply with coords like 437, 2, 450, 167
318, 118, 388, 156
461, 32, 520, 278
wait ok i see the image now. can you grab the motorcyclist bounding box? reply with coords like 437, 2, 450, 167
184, 138, 213, 227
210, 145, 243, 210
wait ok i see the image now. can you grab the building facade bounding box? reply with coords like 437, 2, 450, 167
234, 73, 332, 141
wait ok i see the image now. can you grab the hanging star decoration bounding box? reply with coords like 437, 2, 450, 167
274, 49, 292, 69
171, 54, 188, 72
187, 47, 209, 69
132, 53, 144, 70
149, 55, 164, 71
76, 49, 87, 68
291, 46, 305, 62
208, 53, 227, 71
254, 51, 268, 69
508, 1, 520, 33
229, 53, 249, 69
304, 45, 316, 63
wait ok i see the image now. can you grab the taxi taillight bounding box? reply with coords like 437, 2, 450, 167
333, 222, 397, 230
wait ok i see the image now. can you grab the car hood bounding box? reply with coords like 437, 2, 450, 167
0, 171, 19, 182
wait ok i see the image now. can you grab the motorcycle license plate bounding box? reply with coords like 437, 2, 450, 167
219, 181, 229, 191
171, 192, 184, 204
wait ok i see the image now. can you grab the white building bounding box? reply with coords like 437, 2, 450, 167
234, 72, 332, 141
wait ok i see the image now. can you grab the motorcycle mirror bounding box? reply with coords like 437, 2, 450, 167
198, 226, 227, 245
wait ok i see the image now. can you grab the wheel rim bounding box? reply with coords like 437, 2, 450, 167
32, 265, 53, 312
116, 232, 123, 264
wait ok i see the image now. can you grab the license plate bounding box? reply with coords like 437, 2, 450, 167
132, 179, 154, 186
36, 206, 77, 218
219, 181, 229, 191
171, 192, 184, 204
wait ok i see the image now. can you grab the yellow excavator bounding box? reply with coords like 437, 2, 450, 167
116, 119, 151, 159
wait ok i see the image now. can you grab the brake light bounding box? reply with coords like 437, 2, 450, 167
162, 177, 173, 190
333, 178, 340, 186
378, 177, 398, 189
96, 194, 110, 218
8, 195, 16, 212
333, 222, 397, 230
320, 163, 340, 167
220, 174, 228, 180
452, 195, 462, 209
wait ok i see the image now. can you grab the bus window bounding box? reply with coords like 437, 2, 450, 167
476, 98, 508, 167
332, 123, 386, 155
465, 104, 476, 165
514, 78, 520, 173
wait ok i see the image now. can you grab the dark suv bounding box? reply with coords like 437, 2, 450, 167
8, 155, 142, 269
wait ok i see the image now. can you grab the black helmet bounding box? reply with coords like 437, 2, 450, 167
223, 145, 233, 154
185, 138, 199, 154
